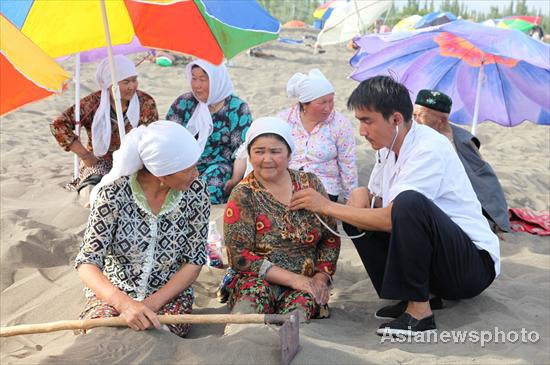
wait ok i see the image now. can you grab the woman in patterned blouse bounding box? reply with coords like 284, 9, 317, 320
75, 121, 209, 338
166, 59, 252, 205
278, 68, 358, 202
224, 117, 341, 321
50, 55, 158, 192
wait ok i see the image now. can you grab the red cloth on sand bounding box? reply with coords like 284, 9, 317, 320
508, 208, 550, 236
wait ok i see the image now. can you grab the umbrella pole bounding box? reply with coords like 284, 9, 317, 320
353, 0, 365, 34
73, 53, 81, 180
100, 0, 126, 142
471, 59, 485, 136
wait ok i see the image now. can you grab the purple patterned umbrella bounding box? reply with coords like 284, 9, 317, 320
350, 20, 550, 133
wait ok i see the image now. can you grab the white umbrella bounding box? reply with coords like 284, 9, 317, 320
315, 0, 392, 47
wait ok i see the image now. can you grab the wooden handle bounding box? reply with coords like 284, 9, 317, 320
0, 313, 290, 337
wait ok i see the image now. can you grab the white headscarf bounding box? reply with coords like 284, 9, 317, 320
90, 120, 201, 206
243, 117, 295, 176
286, 68, 335, 103
92, 55, 140, 157
185, 59, 234, 151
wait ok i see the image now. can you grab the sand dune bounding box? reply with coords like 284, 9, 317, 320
1, 29, 549, 364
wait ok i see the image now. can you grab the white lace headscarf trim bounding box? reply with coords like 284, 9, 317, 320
286, 68, 334, 103
185, 59, 234, 151
90, 120, 201, 206
92, 55, 139, 157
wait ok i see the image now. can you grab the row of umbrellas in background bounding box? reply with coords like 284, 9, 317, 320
303, 0, 550, 130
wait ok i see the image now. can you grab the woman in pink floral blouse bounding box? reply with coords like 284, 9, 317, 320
277, 68, 358, 202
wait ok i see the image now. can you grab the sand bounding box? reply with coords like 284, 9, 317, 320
1, 29, 549, 364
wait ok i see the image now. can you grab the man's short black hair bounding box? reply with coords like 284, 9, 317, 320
347, 76, 413, 122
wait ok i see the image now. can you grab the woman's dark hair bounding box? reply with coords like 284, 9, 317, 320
347, 76, 413, 122
247, 133, 292, 155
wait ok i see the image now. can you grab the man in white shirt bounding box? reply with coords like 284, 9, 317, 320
289, 76, 499, 337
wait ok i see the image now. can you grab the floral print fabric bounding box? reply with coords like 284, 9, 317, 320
277, 105, 358, 199
224, 169, 340, 280
166, 92, 252, 204
226, 273, 318, 320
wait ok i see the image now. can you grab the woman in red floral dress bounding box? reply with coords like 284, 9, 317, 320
223, 117, 341, 321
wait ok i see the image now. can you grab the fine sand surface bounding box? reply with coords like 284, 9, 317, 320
1, 29, 549, 364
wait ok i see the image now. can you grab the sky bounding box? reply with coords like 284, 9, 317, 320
393, 0, 550, 15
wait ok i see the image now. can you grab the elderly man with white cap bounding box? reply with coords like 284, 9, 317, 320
76, 121, 210, 338
51, 55, 158, 193
277, 68, 358, 202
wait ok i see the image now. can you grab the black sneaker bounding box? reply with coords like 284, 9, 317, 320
374, 297, 443, 320
376, 313, 437, 337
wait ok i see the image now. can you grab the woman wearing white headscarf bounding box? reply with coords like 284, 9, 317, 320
76, 121, 209, 338
166, 59, 252, 204
221, 117, 341, 321
51, 55, 158, 193
277, 68, 358, 202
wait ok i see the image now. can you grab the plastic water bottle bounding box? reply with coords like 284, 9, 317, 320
206, 221, 224, 269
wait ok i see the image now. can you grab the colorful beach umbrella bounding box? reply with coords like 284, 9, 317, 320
497, 18, 535, 33
350, 20, 550, 133
503, 15, 541, 26
1, 0, 281, 64
392, 15, 422, 32
414, 11, 457, 29
1, 0, 280, 141
0, 15, 70, 116
313, 0, 341, 21
316, 0, 392, 47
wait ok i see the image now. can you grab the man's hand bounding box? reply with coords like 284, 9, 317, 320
347, 187, 371, 208
289, 188, 329, 214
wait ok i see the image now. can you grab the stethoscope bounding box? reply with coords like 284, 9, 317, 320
370, 124, 400, 208
314, 124, 400, 239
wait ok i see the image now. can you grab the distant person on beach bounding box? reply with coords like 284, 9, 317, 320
289, 76, 500, 337
51, 55, 158, 193
278, 68, 358, 202
413, 89, 510, 233
374, 17, 391, 33
166, 59, 252, 204
76, 121, 209, 338
223, 117, 340, 321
